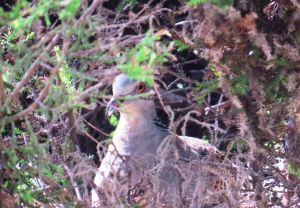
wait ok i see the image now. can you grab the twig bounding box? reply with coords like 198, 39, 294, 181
0, 72, 4, 107
160, 87, 192, 97
40, 62, 54, 71
178, 110, 226, 134
81, 117, 111, 137
70, 42, 116, 56
167, 78, 180, 89
114, 3, 131, 23
5, 32, 61, 108
291, 0, 300, 9
163, 68, 198, 84
169, 29, 195, 50
63, 162, 83, 201
48, 138, 83, 201
204, 100, 229, 115
152, 81, 174, 132
68, 109, 80, 152
75, 0, 102, 27
172, 103, 196, 112
0, 31, 68, 126
212, 94, 224, 143
77, 78, 110, 98
0, 72, 5, 138
175, 20, 198, 26
80, 127, 99, 144
1, 82, 52, 126
176, 59, 201, 66
111, 141, 126, 163
116, 0, 154, 34
154, 77, 168, 90
23, 133, 46, 193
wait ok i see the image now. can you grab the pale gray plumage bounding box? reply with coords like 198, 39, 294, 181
92, 73, 224, 207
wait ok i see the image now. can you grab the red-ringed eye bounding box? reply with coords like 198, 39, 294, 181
136, 82, 146, 93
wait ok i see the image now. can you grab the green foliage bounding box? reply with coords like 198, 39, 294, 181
230, 140, 247, 150
54, 46, 75, 96
63, 137, 75, 153
45, 85, 70, 109
274, 57, 291, 68
58, 0, 80, 20
0, 0, 79, 41
287, 163, 300, 176
7, 0, 54, 33
118, 31, 169, 85
230, 74, 249, 95
13, 127, 23, 135
173, 40, 189, 52
109, 114, 119, 127
210, 64, 221, 76
21, 191, 34, 203
187, 0, 234, 8
22, 32, 35, 43
195, 78, 219, 104
109, 131, 114, 138
0, 122, 69, 205
263, 73, 281, 101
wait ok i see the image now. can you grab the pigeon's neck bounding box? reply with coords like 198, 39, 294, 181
113, 107, 170, 155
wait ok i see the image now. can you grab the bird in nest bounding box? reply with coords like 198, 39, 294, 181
92, 73, 244, 208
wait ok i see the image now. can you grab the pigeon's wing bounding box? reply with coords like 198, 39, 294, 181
178, 136, 230, 191
178, 136, 220, 155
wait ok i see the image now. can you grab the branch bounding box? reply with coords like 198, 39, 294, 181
79, 126, 99, 144
75, 0, 102, 27
0, 72, 4, 107
63, 162, 83, 201
162, 68, 199, 84
0, 72, 4, 139
81, 116, 111, 137
4, 32, 62, 108
116, 0, 154, 35
68, 109, 80, 152
1, 82, 51, 126
1, 32, 66, 126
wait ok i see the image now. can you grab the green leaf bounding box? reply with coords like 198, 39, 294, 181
14, 127, 23, 135
109, 114, 118, 127
65, 0, 80, 14
22, 191, 33, 203
3, 181, 8, 188
117, 31, 167, 86
230, 74, 249, 95
173, 40, 189, 52
10, 0, 28, 19
195, 78, 218, 104
58, 0, 80, 20
187, 0, 233, 8
287, 163, 300, 176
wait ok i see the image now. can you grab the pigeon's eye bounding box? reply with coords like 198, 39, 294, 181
136, 82, 146, 93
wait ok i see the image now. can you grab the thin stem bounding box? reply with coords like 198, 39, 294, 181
5, 32, 61, 108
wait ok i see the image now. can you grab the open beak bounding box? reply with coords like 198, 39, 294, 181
106, 98, 119, 117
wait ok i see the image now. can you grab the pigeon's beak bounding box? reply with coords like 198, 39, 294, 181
106, 98, 119, 117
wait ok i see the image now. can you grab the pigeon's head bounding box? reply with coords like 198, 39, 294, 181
106, 74, 154, 116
